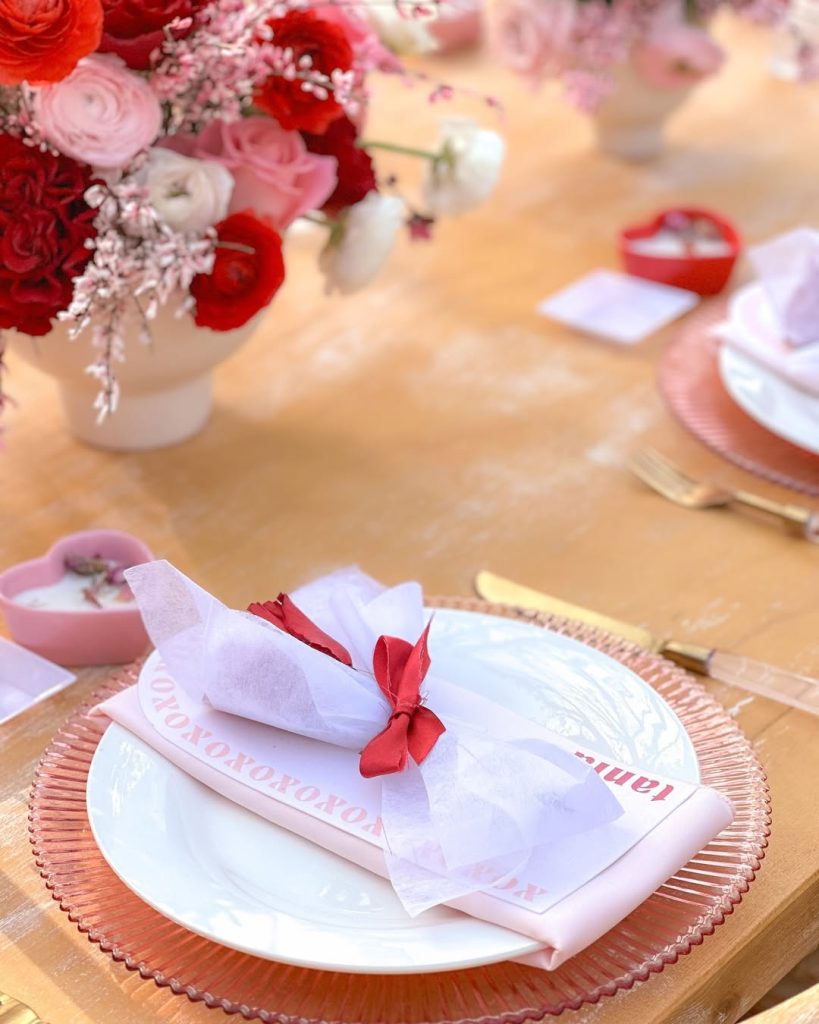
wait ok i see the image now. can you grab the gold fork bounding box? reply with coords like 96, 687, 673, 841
631, 448, 819, 541
0, 991, 47, 1024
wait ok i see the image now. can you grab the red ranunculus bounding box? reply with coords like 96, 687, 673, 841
191, 212, 285, 331
0, 0, 103, 86
99, 0, 206, 69
303, 115, 377, 214
255, 11, 354, 135
0, 135, 97, 336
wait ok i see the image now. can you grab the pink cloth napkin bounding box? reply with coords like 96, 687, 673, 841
120, 562, 626, 916
99, 681, 733, 970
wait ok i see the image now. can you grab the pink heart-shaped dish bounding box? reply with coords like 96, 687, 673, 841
0, 530, 153, 667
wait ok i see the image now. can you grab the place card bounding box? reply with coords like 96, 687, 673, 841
0, 637, 75, 726
538, 269, 699, 345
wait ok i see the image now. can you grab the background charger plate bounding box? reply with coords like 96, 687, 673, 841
659, 303, 819, 495
30, 599, 770, 1022
84, 607, 699, 975
718, 343, 819, 456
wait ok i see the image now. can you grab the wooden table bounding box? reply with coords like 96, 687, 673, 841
2, 18, 818, 1024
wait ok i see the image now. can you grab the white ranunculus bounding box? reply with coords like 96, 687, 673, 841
144, 148, 235, 234
422, 118, 505, 217
320, 193, 405, 294
362, 0, 439, 54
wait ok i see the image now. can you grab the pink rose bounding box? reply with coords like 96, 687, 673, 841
33, 54, 162, 170
178, 119, 338, 232
633, 23, 725, 90
492, 0, 575, 82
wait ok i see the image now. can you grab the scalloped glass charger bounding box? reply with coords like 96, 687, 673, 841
30, 598, 770, 1022
659, 302, 819, 495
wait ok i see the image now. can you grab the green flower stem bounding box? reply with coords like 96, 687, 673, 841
358, 139, 439, 161
301, 212, 333, 227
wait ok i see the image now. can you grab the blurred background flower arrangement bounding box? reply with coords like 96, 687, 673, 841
0, 0, 504, 428
492, 0, 817, 124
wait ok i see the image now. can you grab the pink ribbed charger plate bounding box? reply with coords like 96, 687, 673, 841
29, 598, 770, 1023
659, 303, 819, 496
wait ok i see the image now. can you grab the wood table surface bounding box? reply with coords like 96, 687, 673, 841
2, 17, 819, 1024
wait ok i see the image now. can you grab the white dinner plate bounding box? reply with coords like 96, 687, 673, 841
86, 607, 699, 974
719, 344, 819, 455
717, 284, 819, 455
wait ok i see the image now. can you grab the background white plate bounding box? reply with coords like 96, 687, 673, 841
718, 284, 819, 455
719, 343, 819, 455
87, 608, 699, 974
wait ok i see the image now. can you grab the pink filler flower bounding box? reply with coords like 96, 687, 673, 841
491, 0, 576, 82
632, 21, 725, 90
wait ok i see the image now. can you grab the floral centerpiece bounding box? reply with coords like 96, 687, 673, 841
492, 0, 812, 159
0, 0, 504, 447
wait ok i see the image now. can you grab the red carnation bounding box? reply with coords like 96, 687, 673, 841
0, 0, 103, 86
303, 116, 377, 214
255, 10, 354, 135
0, 135, 97, 337
99, 0, 206, 69
191, 212, 285, 332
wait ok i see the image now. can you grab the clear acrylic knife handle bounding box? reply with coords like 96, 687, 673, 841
708, 651, 819, 716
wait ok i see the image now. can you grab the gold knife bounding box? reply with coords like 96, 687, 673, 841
474, 571, 819, 717
0, 991, 47, 1024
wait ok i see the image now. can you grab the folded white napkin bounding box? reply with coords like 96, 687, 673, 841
716, 229, 819, 395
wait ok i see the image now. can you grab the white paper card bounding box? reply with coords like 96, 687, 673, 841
538, 270, 699, 345
134, 652, 699, 918
0, 637, 76, 725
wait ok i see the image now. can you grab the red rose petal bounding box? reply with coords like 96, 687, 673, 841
99, 0, 205, 69
0, 135, 97, 334
254, 11, 354, 135
303, 116, 377, 214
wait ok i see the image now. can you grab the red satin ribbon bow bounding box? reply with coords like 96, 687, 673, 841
248, 594, 353, 666
249, 595, 445, 778
359, 621, 446, 779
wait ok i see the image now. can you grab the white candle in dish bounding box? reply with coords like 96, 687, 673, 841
626, 228, 732, 258
14, 564, 134, 611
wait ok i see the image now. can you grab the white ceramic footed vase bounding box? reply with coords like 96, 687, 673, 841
592, 60, 695, 162
9, 300, 262, 452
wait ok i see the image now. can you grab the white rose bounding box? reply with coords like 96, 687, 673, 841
144, 148, 235, 234
362, 0, 439, 54
422, 118, 505, 217
320, 193, 405, 294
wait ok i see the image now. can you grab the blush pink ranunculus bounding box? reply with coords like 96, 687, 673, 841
180, 118, 338, 232
632, 23, 725, 90
491, 0, 575, 83
33, 53, 162, 169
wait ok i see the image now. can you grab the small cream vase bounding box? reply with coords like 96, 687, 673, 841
592, 61, 694, 162
10, 301, 262, 452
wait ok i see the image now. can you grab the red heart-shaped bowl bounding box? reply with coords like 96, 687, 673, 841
619, 208, 741, 296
